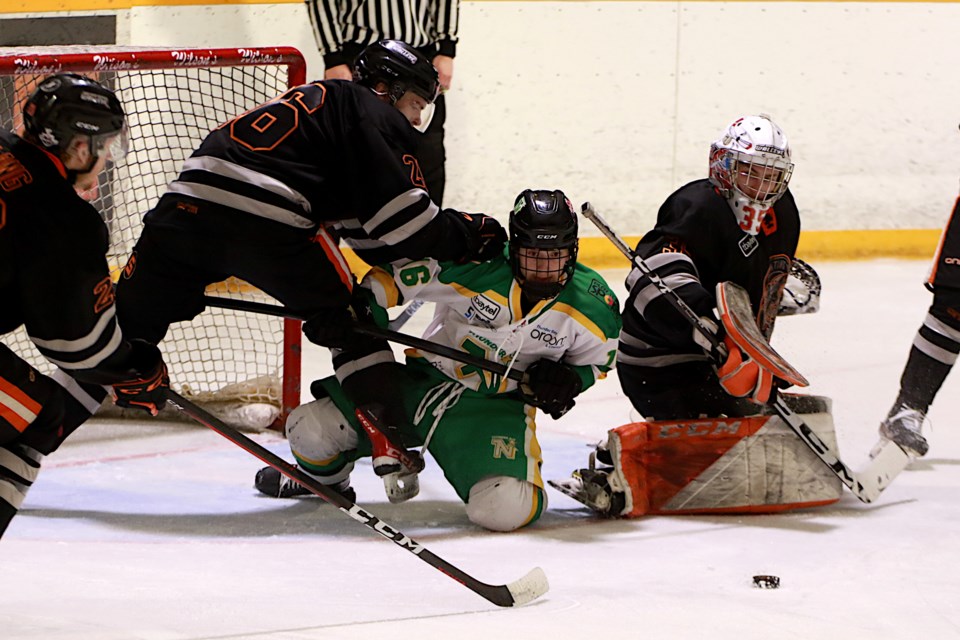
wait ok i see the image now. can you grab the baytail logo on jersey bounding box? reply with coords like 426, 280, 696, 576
491, 436, 518, 460
739, 234, 758, 258
470, 295, 501, 322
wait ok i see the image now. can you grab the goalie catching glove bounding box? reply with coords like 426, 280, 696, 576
112, 339, 170, 416
519, 358, 582, 419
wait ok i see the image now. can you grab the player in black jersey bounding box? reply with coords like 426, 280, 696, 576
876, 191, 960, 458
0, 73, 169, 538
617, 114, 800, 420
115, 40, 505, 438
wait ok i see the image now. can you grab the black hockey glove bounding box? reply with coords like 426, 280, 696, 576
302, 287, 382, 350
303, 305, 361, 350
112, 339, 169, 416
519, 358, 583, 419
452, 211, 507, 263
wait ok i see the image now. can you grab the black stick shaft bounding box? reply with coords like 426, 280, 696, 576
164, 389, 527, 607
202, 295, 525, 382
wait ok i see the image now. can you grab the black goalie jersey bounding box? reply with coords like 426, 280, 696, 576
617, 179, 800, 381
0, 130, 133, 383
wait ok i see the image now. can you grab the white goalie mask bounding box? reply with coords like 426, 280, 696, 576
709, 114, 794, 235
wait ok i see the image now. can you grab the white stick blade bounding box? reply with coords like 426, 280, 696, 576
857, 439, 911, 502
507, 567, 549, 606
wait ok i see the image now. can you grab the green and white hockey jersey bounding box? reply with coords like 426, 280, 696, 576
362, 252, 622, 396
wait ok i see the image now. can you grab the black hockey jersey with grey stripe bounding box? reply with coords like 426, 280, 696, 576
618, 179, 800, 375
0, 131, 136, 383
156, 80, 466, 263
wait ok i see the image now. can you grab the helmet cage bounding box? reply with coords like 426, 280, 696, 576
508, 189, 579, 300
708, 114, 794, 234
710, 146, 793, 206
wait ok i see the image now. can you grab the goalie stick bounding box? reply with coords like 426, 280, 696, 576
164, 389, 548, 607
580, 201, 909, 503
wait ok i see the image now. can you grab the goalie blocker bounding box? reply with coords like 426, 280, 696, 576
552, 394, 842, 516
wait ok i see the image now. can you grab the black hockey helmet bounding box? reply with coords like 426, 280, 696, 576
23, 73, 127, 166
354, 40, 440, 104
509, 189, 579, 300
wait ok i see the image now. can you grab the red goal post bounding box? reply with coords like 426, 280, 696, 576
0, 46, 308, 429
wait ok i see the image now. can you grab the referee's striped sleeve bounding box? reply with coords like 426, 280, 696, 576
309, 0, 345, 55
310, 0, 459, 55
434, 0, 458, 43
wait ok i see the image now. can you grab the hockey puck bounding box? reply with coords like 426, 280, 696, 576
752, 575, 780, 589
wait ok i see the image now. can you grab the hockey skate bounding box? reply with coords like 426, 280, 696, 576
254, 465, 356, 502
877, 404, 929, 458
548, 453, 625, 517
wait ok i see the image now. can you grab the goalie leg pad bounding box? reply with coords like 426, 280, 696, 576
465, 476, 546, 532
607, 394, 841, 516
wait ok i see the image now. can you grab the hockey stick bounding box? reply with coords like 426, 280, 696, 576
163, 389, 548, 607
580, 201, 908, 503
203, 295, 523, 473
388, 299, 425, 331
202, 296, 525, 383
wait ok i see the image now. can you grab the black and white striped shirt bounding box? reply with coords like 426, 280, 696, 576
308, 0, 459, 68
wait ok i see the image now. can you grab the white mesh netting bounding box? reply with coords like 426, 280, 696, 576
0, 46, 306, 427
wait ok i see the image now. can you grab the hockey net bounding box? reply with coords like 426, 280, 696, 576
0, 46, 308, 429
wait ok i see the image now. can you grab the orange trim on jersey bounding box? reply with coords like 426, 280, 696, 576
311, 227, 353, 292
24, 141, 68, 180
927, 196, 960, 286
0, 376, 42, 432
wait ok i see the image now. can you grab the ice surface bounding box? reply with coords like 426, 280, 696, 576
4, 261, 959, 640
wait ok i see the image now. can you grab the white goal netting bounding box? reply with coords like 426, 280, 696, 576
0, 46, 307, 428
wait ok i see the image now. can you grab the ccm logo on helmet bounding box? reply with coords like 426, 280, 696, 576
536, 234, 558, 240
